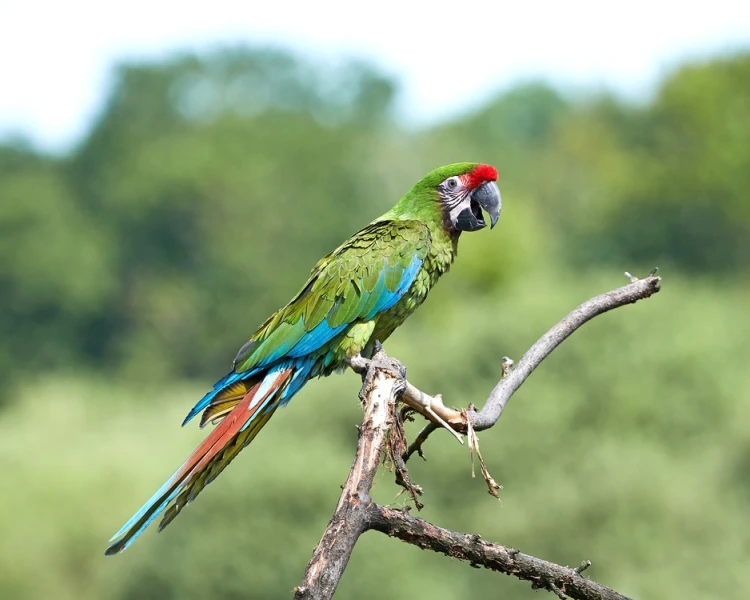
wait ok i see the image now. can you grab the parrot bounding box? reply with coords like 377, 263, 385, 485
105, 162, 501, 555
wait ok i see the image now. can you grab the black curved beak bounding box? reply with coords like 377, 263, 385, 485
455, 181, 502, 232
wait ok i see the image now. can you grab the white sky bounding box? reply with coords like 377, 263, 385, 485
2, 0, 749, 152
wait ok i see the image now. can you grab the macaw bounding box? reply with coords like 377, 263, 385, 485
105, 162, 501, 555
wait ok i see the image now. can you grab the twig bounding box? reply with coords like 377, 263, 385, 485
367, 505, 632, 600
387, 399, 424, 508
575, 560, 592, 574
402, 422, 438, 461
466, 408, 502, 497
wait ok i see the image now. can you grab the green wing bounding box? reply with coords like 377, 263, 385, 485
181, 219, 431, 427
233, 219, 431, 372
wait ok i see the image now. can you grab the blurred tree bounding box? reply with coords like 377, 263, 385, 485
571, 54, 750, 270
0, 48, 748, 391
0, 147, 115, 392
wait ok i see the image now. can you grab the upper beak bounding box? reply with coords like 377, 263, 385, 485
472, 181, 501, 229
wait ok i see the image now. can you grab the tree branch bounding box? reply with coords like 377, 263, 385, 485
470, 270, 660, 430
400, 271, 662, 457
368, 504, 632, 600
293, 347, 400, 600
297, 272, 661, 599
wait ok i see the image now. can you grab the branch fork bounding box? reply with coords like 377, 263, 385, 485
296, 271, 660, 599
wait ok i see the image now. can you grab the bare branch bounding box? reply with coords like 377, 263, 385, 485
301, 273, 661, 599
399, 272, 662, 454
300, 353, 636, 600
368, 505, 632, 600
294, 348, 399, 600
470, 271, 661, 431
387, 403, 425, 508
402, 421, 438, 461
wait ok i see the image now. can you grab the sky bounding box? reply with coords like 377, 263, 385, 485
2, 0, 749, 153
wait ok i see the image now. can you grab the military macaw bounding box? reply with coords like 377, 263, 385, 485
105, 162, 501, 555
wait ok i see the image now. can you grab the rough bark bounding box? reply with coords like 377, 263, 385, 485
294, 355, 399, 599
368, 505, 632, 600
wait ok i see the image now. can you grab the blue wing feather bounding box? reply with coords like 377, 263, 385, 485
288, 320, 349, 357
183, 236, 425, 426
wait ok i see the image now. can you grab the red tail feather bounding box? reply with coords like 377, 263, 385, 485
104, 367, 294, 555
174, 368, 293, 486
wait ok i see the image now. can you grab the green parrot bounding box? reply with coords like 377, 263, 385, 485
105, 162, 501, 555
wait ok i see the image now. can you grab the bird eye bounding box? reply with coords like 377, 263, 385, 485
446, 177, 459, 190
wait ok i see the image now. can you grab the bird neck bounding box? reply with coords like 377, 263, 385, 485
379, 192, 459, 268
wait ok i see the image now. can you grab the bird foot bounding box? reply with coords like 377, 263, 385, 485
346, 350, 407, 403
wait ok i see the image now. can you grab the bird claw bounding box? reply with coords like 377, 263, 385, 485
347, 352, 407, 403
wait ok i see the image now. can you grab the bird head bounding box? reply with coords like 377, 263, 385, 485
439, 163, 501, 232
400, 163, 501, 233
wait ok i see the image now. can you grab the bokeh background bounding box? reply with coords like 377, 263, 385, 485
2, 3, 750, 599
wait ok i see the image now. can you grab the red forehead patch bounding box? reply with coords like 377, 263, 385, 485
466, 164, 498, 190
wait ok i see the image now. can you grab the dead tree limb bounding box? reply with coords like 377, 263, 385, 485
403, 270, 662, 458
294, 350, 401, 600
295, 272, 660, 599
368, 505, 632, 600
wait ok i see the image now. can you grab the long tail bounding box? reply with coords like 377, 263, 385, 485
105, 363, 299, 555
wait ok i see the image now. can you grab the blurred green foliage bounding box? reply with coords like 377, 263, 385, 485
1, 47, 749, 599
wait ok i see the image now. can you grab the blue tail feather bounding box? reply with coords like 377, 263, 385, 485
105, 463, 186, 555
106, 360, 311, 555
